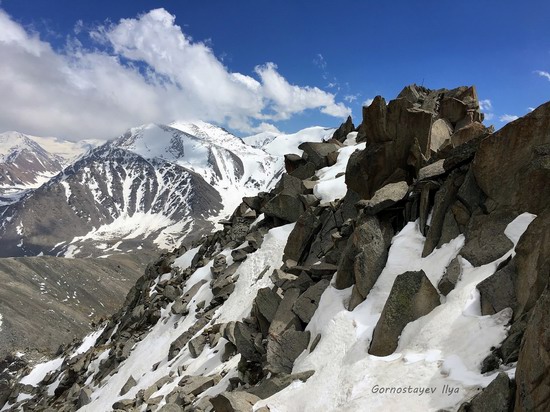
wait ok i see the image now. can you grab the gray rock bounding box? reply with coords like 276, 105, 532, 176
418, 159, 446, 180
188, 334, 207, 358
438, 257, 462, 296
290, 162, 317, 180
430, 118, 453, 153
514, 209, 550, 319
440, 97, 467, 124
292, 279, 330, 323
231, 249, 248, 262
210, 391, 260, 412
268, 288, 302, 337
451, 122, 490, 147
515, 286, 550, 412
172, 280, 208, 315
473, 101, 550, 215
179, 375, 219, 396
163, 285, 180, 301
458, 372, 512, 412
112, 399, 135, 410
158, 404, 184, 412
261, 193, 305, 223
332, 115, 355, 142
120, 375, 137, 396
369, 270, 440, 356
266, 330, 311, 374
309, 263, 338, 279
224, 322, 261, 362
460, 210, 516, 267
422, 170, 463, 257
284, 153, 306, 174
248, 370, 315, 399
477, 259, 517, 315
298, 142, 341, 169
356, 181, 409, 215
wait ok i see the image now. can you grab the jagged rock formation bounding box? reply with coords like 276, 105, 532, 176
1, 85, 549, 412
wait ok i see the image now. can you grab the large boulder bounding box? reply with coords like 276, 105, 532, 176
513, 209, 550, 319
458, 372, 513, 412
514, 286, 550, 412
430, 118, 453, 152
369, 270, 440, 356
355, 181, 409, 215
210, 391, 260, 412
292, 279, 330, 323
473, 101, 550, 215
297, 142, 341, 169
261, 174, 306, 223
477, 259, 517, 316
335, 216, 392, 293
460, 210, 516, 267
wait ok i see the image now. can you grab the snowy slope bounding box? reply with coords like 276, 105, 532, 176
6, 131, 535, 412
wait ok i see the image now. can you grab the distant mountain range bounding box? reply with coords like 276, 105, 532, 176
0, 123, 335, 258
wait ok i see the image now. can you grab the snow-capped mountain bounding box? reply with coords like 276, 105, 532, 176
0, 122, 331, 259
0, 132, 97, 205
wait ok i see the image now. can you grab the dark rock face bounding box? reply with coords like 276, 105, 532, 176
473, 101, 550, 215
515, 287, 550, 412
369, 270, 440, 356
513, 209, 550, 319
332, 115, 355, 142
458, 373, 513, 412
460, 210, 516, 267
297, 142, 341, 169
477, 259, 517, 316
335, 216, 392, 308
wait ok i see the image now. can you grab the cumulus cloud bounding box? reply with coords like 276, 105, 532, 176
0, 8, 350, 140
499, 114, 519, 123
535, 70, 550, 81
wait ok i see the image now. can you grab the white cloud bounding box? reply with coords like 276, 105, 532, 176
535, 70, 550, 81
479, 99, 492, 111
499, 114, 519, 123
0, 8, 350, 140
344, 94, 358, 103
483, 113, 494, 121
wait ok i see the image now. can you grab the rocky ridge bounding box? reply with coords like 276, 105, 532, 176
1, 84, 549, 412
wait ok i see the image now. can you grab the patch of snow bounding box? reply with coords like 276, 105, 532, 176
20, 357, 64, 387
70, 325, 107, 359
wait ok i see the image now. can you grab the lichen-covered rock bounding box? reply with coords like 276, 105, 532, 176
369, 270, 440, 356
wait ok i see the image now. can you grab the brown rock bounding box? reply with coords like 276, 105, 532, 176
473, 101, 550, 214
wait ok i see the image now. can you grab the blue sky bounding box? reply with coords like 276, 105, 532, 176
0, 0, 549, 140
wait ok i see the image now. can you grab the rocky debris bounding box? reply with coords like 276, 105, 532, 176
513, 209, 550, 319
515, 286, 550, 412
473, 101, 550, 215
369, 271, 440, 356
458, 372, 513, 412
332, 115, 355, 142
158, 404, 184, 412
355, 181, 409, 215
477, 259, 517, 315
438, 256, 462, 296
210, 391, 260, 412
